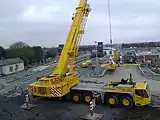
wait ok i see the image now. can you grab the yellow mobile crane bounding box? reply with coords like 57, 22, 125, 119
28, 0, 91, 98
28, 0, 151, 107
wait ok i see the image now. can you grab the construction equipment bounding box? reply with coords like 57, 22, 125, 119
28, 0, 91, 98
104, 58, 116, 71
80, 60, 92, 68
108, 58, 116, 71
113, 49, 120, 63
71, 73, 151, 107
102, 73, 151, 107
27, 0, 151, 108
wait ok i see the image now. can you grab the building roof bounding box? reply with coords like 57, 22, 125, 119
137, 51, 160, 56
0, 58, 23, 67
137, 51, 152, 56
103, 47, 116, 50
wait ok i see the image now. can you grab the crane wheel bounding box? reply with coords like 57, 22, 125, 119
83, 93, 93, 103
72, 93, 82, 103
105, 94, 119, 107
121, 96, 133, 108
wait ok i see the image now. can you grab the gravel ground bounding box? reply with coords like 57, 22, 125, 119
1, 58, 160, 120
0, 94, 160, 120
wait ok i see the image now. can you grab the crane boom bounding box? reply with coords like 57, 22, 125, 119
53, 0, 91, 76
27, 0, 91, 98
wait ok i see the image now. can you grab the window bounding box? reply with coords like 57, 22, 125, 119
146, 84, 151, 96
9, 66, 13, 72
135, 89, 149, 98
143, 90, 149, 98
135, 90, 143, 96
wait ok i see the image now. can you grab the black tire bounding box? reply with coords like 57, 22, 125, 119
63, 93, 71, 101
83, 92, 93, 104
32, 95, 38, 98
96, 94, 102, 105
120, 96, 133, 108
71, 93, 82, 103
105, 94, 119, 107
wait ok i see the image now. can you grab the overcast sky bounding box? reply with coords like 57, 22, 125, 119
0, 0, 160, 48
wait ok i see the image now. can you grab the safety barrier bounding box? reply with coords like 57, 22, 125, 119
90, 99, 96, 116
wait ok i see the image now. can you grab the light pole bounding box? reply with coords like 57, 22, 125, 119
42, 46, 45, 65
42, 50, 44, 65
95, 41, 98, 71
108, 0, 112, 46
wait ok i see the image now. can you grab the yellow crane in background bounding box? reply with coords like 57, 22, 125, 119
80, 60, 92, 68
28, 0, 91, 98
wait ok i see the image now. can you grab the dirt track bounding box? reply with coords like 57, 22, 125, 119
0, 94, 160, 120
1, 64, 160, 120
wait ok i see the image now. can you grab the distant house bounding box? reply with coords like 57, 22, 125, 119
0, 58, 24, 75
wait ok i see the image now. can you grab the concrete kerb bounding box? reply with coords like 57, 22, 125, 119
137, 66, 160, 81
135, 61, 160, 80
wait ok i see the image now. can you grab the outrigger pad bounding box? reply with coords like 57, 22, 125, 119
20, 103, 36, 110
80, 113, 103, 120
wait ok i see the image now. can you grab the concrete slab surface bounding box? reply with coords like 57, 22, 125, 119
80, 113, 103, 120
20, 103, 36, 110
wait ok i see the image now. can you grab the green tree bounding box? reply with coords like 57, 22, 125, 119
46, 48, 57, 58
7, 41, 34, 66
0, 46, 6, 59
32, 46, 43, 62
9, 41, 29, 49
6, 47, 34, 66
148, 42, 156, 47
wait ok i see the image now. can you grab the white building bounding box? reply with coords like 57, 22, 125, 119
0, 58, 24, 75
103, 47, 116, 55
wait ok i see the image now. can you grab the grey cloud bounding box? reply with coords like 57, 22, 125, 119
0, 0, 30, 19
1, 0, 160, 48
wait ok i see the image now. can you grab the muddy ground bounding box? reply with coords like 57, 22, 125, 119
0, 93, 160, 120
1, 64, 160, 120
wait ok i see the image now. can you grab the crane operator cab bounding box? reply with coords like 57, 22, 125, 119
134, 82, 151, 106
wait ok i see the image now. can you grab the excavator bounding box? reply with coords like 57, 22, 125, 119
28, 0, 91, 98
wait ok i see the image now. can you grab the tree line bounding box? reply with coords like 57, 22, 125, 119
0, 42, 101, 67
0, 41, 57, 66
121, 42, 160, 48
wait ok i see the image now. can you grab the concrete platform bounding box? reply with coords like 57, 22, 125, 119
20, 103, 36, 110
80, 113, 103, 120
